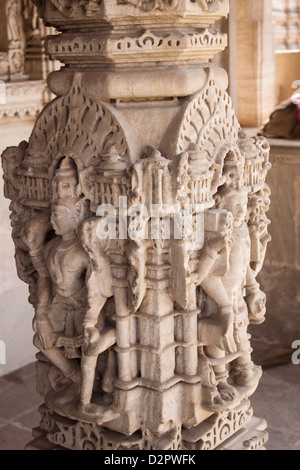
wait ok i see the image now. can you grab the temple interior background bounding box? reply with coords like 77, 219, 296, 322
0, 0, 299, 451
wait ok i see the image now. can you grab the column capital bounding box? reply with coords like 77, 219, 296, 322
32, 0, 229, 69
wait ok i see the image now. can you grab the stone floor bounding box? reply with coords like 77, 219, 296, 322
0, 361, 299, 450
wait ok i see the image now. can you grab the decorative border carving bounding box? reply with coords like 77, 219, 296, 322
36, 400, 266, 451
182, 400, 253, 450
0, 80, 51, 120
33, 0, 229, 27
46, 28, 227, 65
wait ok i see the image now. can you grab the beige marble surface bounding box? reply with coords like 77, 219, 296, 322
0, 117, 37, 378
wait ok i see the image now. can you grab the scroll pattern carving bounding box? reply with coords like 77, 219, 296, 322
46, 28, 226, 66
36, 399, 267, 451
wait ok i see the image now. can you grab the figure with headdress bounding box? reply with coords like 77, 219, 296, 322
21, 156, 116, 420
195, 154, 266, 408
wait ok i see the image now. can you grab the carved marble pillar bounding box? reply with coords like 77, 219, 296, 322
22, 0, 59, 80
0, 0, 58, 82
1, 0, 272, 451
234, 0, 276, 127
0, 0, 26, 80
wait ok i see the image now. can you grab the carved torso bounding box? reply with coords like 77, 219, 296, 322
222, 223, 251, 307
46, 236, 88, 299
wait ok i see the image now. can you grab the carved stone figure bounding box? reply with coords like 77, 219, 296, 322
198, 186, 264, 405
118, 0, 178, 11
2, 0, 271, 451
7, 0, 24, 47
48, 0, 102, 17
19, 157, 117, 420
0, 0, 57, 80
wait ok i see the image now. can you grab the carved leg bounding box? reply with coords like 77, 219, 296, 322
102, 349, 116, 394
233, 355, 261, 388
79, 353, 98, 413
34, 335, 80, 383
233, 317, 261, 388
79, 329, 117, 418
78, 351, 119, 423
206, 345, 238, 404
34, 335, 81, 405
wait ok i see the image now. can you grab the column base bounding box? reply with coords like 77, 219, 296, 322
25, 402, 268, 451
216, 417, 268, 450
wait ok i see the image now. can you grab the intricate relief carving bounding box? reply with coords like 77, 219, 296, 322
0, 104, 43, 120
173, 70, 240, 160
2, 73, 136, 426
0, 0, 26, 77
46, 28, 226, 66
18, 74, 134, 211
38, 404, 185, 450
2, 0, 270, 452
23, 0, 41, 46
2, 91, 271, 443
49, 0, 102, 17
117, 0, 178, 11
0, 80, 50, 120
182, 400, 253, 450
6, 0, 24, 48
0, 0, 57, 80
193, 0, 226, 11
33, 0, 229, 29
118, 0, 225, 13
33, 0, 227, 17
36, 399, 262, 451
0, 53, 9, 77
23, 0, 59, 81
18, 157, 119, 423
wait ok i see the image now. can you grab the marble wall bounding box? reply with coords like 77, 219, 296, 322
0, 117, 37, 377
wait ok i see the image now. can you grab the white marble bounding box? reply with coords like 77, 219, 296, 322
0, 117, 37, 378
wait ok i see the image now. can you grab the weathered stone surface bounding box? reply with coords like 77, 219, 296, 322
1, 0, 271, 450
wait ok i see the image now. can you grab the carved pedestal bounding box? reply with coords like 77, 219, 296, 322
1, 0, 271, 451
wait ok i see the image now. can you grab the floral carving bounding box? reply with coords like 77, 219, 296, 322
117, 0, 178, 12
192, 0, 226, 12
